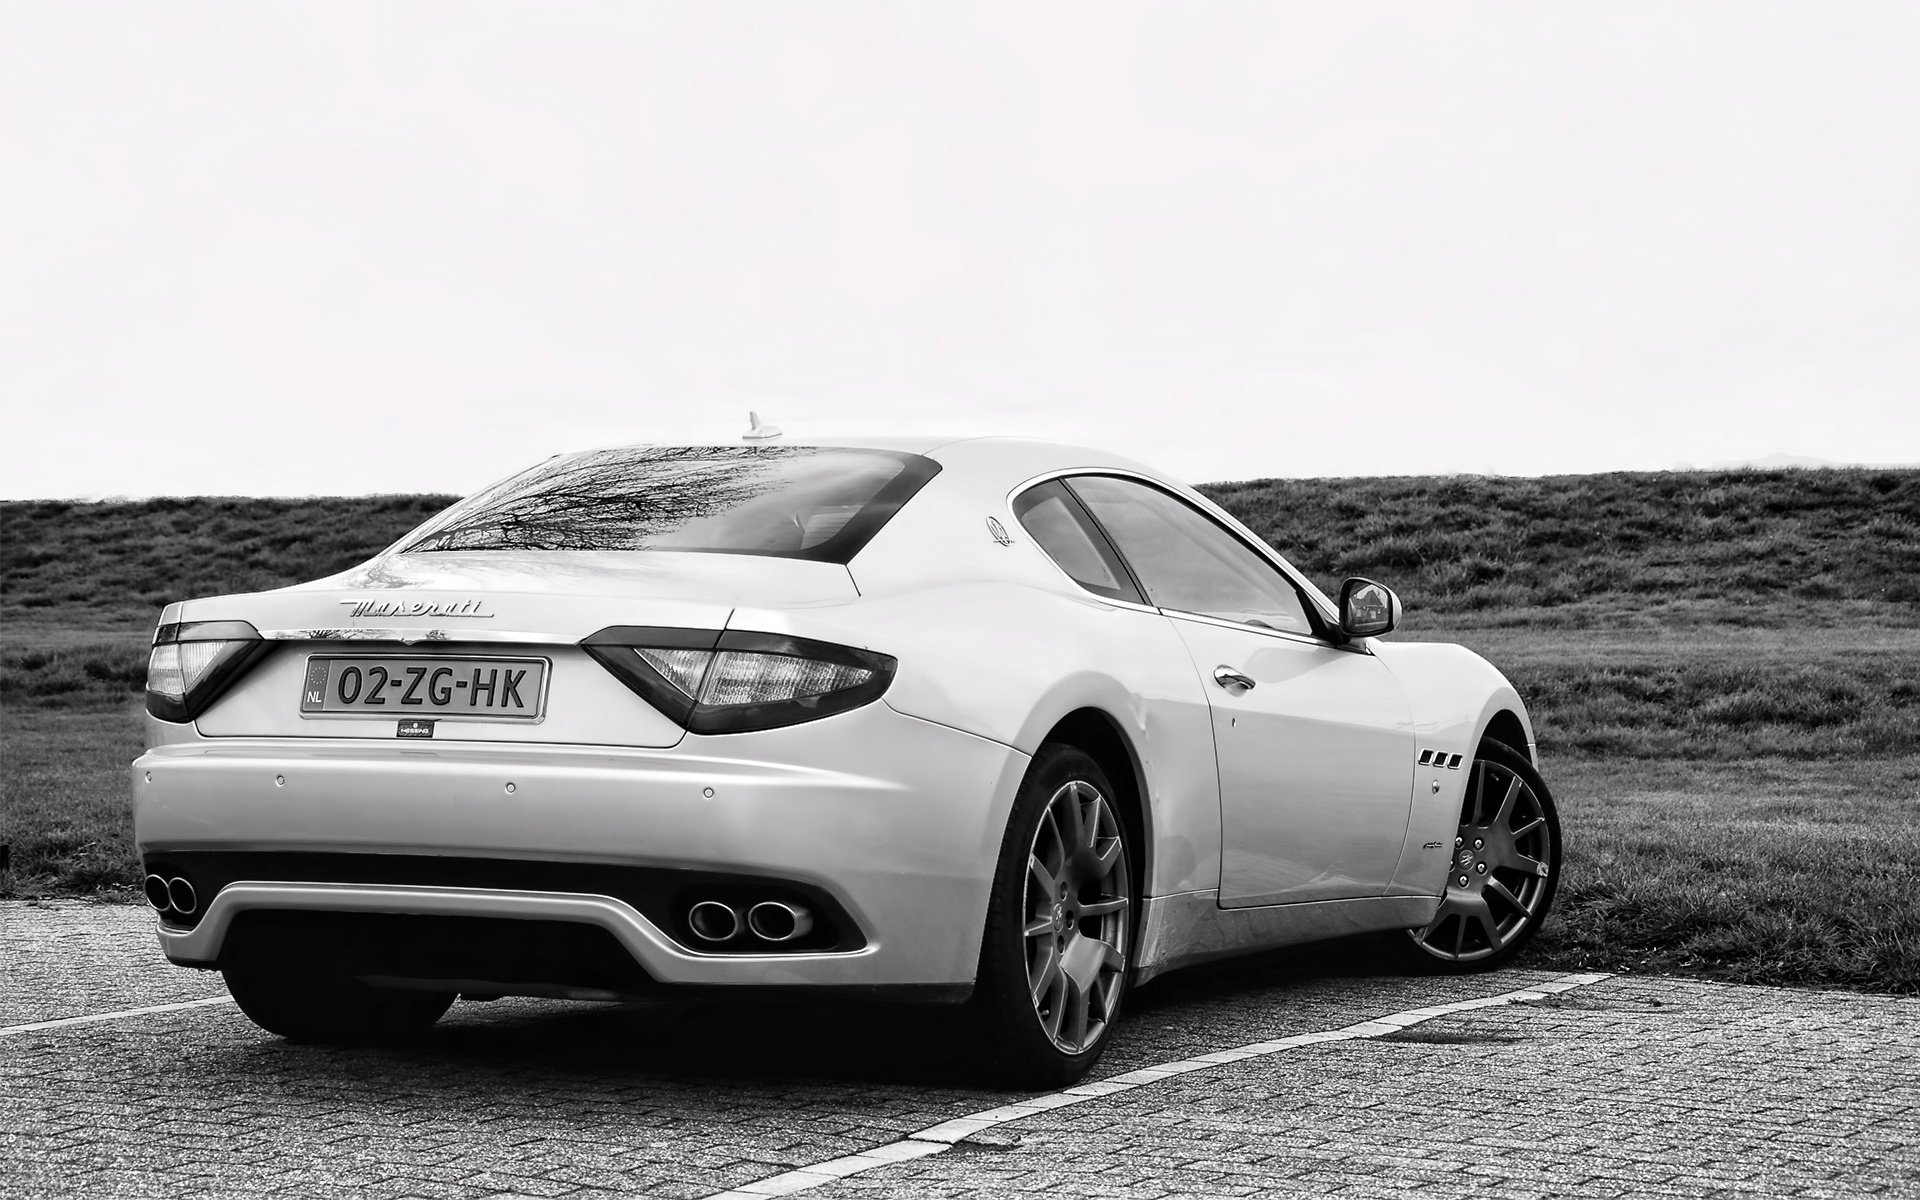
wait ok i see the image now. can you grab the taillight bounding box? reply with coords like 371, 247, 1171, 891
146, 620, 272, 723
582, 628, 895, 734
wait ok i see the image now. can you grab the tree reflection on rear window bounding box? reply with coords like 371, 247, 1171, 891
394, 446, 939, 563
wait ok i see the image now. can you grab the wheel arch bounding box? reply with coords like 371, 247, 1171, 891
1038, 706, 1155, 904
1480, 708, 1533, 763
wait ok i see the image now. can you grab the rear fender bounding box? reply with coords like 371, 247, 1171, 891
726, 589, 1222, 899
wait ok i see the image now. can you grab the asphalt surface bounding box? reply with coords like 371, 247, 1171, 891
3, 900, 1915, 1199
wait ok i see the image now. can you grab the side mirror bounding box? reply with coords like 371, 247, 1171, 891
1338, 577, 1401, 639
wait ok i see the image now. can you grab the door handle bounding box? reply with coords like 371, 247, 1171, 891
1212, 666, 1256, 692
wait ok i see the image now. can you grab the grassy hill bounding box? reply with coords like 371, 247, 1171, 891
7, 470, 1916, 750
2, 494, 457, 635
3, 469, 1917, 991
1206, 468, 1920, 625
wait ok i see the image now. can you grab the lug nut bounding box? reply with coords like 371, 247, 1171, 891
1473, 838, 1485, 850
1454, 836, 1464, 848
1476, 862, 1487, 874
1457, 875, 1470, 887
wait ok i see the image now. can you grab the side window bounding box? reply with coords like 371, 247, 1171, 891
1012, 481, 1145, 604
1067, 476, 1315, 635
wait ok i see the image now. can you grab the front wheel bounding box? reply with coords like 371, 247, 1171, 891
1404, 739, 1561, 969
972, 745, 1137, 1088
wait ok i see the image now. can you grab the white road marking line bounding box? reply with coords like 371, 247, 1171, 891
700, 972, 1612, 1200
0, 995, 234, 1036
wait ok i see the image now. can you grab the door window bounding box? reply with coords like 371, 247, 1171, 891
1068, 476, 1315, 634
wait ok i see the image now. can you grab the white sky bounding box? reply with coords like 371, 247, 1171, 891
2, 2, 1916, 499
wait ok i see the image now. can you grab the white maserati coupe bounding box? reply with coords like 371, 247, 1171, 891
133, 435, 1561, 1085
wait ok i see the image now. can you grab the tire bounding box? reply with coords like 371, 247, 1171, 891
1403, 738, 1562, 970
222, 955, 454, 1043
972, 744, 1138, 1088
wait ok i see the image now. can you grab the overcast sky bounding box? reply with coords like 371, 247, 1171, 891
3, 2, 1916, 499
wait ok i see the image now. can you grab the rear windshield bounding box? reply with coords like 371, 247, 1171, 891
394, 446, 938, 562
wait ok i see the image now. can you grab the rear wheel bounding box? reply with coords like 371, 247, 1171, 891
222, 955, 454, 1043
973, 745, 1136, 1088
1404, 739, 1561, 969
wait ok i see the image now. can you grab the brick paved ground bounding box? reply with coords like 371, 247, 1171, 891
3, 901, 1915, 1199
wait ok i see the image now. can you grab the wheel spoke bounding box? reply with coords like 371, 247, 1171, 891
1037, 808, 1065, 868
1487, 876, 1533, 918
1024, 914, 1056, 937
1079, 896, 1129, 918
1472, 760, 1488, 824
1503, 849, 1549, 878
1065, 977, 1091, 1049
1059, 785, 1088, 849
1511, 815, 1546, 839
1028, 855, 1058, 905
1029, 941, 1060, 1007
1042, 970, 1069, 1039
1492, 775, 1522, 828
1085, 794, 1109, 851
1426, 892, 1466, 930
1089, 834, 1120, 876
1090, 973, 1118, 1023
1475, 905, 1506, 950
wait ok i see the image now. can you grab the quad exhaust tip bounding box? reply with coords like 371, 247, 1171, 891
685, 899, 817, 944
687, 900, 742, 943
747, 901, 813, 943
145, 874, 197, 915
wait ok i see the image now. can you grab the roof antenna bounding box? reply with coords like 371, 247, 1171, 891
743, 411, 783, 443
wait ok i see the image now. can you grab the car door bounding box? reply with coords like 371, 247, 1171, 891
1066, 475, 1416, 907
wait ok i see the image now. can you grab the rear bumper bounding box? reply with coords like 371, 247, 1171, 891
155, 883, 880, 987
132, 703, 1029, 988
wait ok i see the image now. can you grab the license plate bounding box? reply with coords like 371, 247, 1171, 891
299, 656, 549, 720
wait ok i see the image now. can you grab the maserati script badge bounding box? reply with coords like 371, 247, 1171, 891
340, 598, 495, 619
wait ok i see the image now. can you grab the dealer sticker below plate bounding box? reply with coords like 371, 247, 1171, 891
396, 718, 436, 739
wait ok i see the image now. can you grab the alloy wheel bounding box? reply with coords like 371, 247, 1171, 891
1023, 778, 1131, 1053
1410, 754, 1554, 962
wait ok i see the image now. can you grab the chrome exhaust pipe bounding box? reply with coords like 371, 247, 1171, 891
747, 901, 813, 943
143, 874, 172, 912
166, 877, 197, 916
687, 900, 741, 943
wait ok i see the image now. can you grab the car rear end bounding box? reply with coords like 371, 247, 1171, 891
131, 444, 1028, 1007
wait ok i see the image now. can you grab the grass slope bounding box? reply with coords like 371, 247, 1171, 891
2, 469, 1916, 993
2, 494, 456, 634
1201, 468, 1920, 628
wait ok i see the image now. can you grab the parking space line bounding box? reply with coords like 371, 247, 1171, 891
701, 972, 1612, 1200
0, 995, 234, 1037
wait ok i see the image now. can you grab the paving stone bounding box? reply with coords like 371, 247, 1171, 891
4, 901, 1917, 1199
